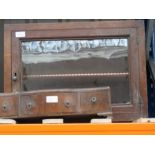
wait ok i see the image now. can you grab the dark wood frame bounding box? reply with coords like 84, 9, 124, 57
4, 20, 147, 122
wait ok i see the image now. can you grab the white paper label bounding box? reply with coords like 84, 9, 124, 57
15, 31, 26, 38
46, 96, 58, 103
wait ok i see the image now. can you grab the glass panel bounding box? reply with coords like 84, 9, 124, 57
21, 38, 129, 104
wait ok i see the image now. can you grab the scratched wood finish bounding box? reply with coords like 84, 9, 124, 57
3, 20, 147, 122
0, 87, 112, 118
0, 94, 18, 117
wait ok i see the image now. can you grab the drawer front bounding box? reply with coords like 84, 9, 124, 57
45, 93, 78, 115
20, 95, 44, 116
80, 88, 111, 114
60, 93, 78, 113
0, 95, 18, 117
19, 87, 111, 117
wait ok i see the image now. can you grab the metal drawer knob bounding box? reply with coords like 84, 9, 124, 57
26, 103, 32, 110
64, 102, 71, 108
91, 97, 97, 103
2, 104, 7, 112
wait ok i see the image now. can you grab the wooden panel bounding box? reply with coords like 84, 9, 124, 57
80, 87, 111, 114
0, 20, 4, 92
45, 92, 78, 115
19, 94, 44, 117
4, 19, 27, 24
137, 23, 148, 117
45, 93, 63, 114
4, 20, 143, 31
0, 94, 18, 117
4, 30, 12, 92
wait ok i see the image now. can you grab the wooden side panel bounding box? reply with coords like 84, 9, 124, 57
0, 20, 4, 92
137, 21, 148, 117
4, 30, 12, 92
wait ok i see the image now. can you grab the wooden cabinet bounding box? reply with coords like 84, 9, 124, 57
3, 20, 147, 122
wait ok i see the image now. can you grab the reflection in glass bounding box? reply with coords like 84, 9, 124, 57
22, 39, 128, 64
21, 38, 130, 104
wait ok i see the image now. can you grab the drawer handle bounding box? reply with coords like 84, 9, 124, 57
91, 97, 97, 103
2, 104, 7, 112
26, 103, 32, 110
64, 102, 71, 108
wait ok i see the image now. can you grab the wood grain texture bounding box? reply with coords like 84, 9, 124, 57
3, 20, 147, 122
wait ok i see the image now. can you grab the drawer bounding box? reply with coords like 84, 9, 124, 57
19, 87, 111, 117
80, 87, 112, 115
60, 93, 78, 113
0, 94, 18, 117
19, 94, 44, 116
45, 92, 78, 115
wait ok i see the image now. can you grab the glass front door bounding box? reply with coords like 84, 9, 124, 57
21, 38, 129, 104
